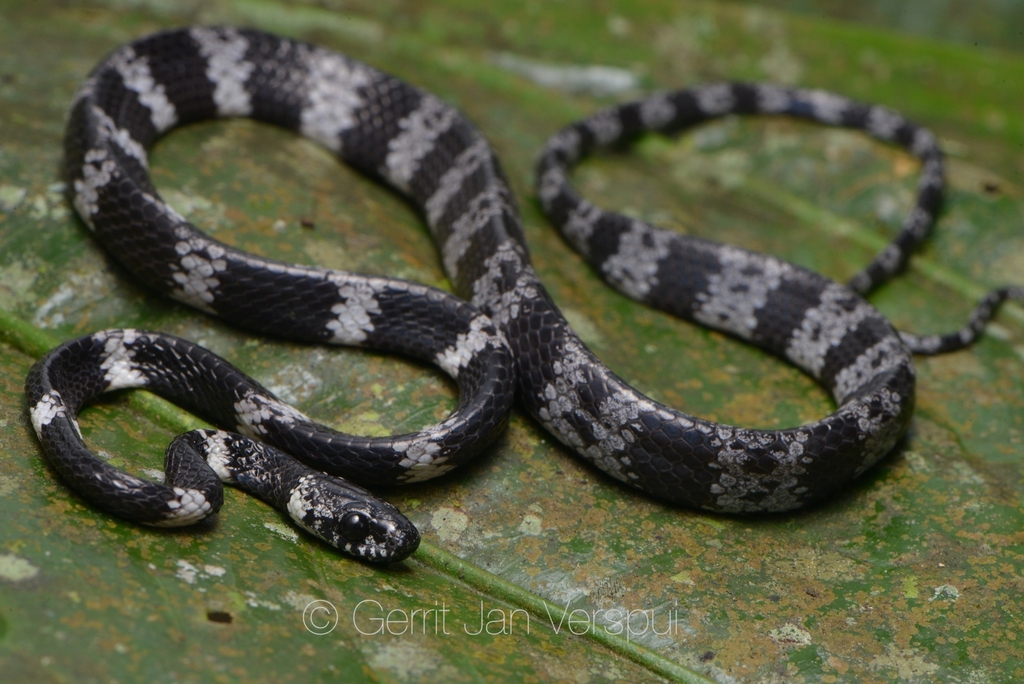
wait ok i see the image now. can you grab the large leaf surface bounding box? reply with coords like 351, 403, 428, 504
1, 1, 1023, 681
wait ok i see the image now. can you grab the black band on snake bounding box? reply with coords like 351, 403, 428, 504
30, 27, 1023, 557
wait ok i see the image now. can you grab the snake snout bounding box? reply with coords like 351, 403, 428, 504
369, 518, 393, 543
366, 509, 420, 563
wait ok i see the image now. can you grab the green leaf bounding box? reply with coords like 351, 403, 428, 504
2, 1, 1023, 681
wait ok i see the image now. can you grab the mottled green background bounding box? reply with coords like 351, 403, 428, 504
1, 1, 1023, 682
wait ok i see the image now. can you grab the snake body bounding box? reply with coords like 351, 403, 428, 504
28, 27, 1014, 555
26, 329, 420, 562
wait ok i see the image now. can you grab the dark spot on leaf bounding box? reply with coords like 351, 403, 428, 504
700, 650, 715, 662
300, 217, 315, 229
982, 181, 1000, 195
805, 587, 821, 598
207, 610, 232, 624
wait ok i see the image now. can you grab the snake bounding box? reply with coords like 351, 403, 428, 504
534, 82, 1024, 511
27, 27, 1020, 562
26, 329, 440, 563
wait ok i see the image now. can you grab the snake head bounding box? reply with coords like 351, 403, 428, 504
286, 473, 420, 564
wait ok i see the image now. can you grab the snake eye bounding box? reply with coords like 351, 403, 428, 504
341, 512, 369, 541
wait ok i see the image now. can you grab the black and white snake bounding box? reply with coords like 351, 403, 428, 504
26, 27, 1021, 562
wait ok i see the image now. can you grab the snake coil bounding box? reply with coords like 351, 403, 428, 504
27, 27, 1023, 562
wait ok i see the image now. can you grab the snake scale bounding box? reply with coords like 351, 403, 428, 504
25, 26, 1019, 562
